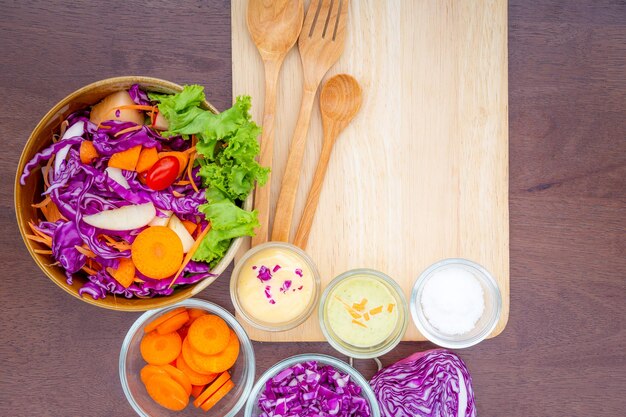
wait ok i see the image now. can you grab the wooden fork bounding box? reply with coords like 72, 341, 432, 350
271, 0, 350, 242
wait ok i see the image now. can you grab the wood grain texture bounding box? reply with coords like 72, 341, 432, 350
1, 1, 625, 416
248, 0, 304, 247
270, 0, 350, 242
233, 0, 510, 342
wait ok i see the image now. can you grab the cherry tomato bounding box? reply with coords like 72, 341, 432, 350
145, 156, 180, 191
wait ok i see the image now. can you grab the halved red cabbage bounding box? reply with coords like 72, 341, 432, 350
369, 349, 476, 417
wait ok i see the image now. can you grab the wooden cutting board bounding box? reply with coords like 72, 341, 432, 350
231, 0, 509, 342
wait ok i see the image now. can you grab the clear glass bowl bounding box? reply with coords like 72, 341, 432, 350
230, 242, 321, 331
319, 269, 408, 359
410, 258, 502, 348
119, 299, 255, 417
244, 354, 381, 417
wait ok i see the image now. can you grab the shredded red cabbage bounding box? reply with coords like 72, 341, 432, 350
369, 349, 476, 417
258, 361, 371, 417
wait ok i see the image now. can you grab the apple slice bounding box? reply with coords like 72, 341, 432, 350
90, 91, 144, 126
168, 215, 195, 253
55, 121, 86, 173
105, 167, 130, 189
149, 210, 173, 227
83, 202, 156, 231
152, 111, 169, 131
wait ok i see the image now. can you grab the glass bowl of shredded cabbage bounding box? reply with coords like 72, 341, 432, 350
244, 353, 380, 417
15, 76, 268, 310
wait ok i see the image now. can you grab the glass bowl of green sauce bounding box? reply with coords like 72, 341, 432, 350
319, 269, 408, 359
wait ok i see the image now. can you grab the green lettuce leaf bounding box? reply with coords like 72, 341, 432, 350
150, 85, 268, 267
193, 187, 259, 267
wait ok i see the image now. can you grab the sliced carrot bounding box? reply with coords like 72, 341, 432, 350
34, 249, 53, 255
156, 311, 190, 335
176, 354, 217, 386
191, 384, 206, 398
140, 364, 168, 385
82, 265, 99, 275
106, 257, 135, 288
181, 220, 197, 236
158, 151, 188, 177
181, 337, 211, 375
140, 331, 182, 365
183, 146, 196, 154
188, 329, 240, 374
200, 379, 235, 411
144, 307, 187, 333
168, 224, 211, 288
172, 190, 184, 198
188, 315, 230, 355
192, 372, 230, 408
364, 313, 370, 321
114, 124, 143, 137
387, 303, 395, 313
131, 226, 184, 280
158, 364, 192, 396
79, 141, 99, 164
136, 146, 159, 173
187, 308, 206, 324
108, 145, 142, 171
144, 374, 189, 411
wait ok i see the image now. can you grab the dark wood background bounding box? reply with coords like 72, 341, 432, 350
1, 1, 624, 416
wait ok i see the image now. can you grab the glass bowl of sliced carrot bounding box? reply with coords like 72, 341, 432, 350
119, 298, 255, 417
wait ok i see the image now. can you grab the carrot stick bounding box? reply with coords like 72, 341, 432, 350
174, 180, 190, 186
111, 104, 157, 112
26, 234, 52, 245
183, 146, 196, 154
114, 124, 143, 137
168, 224, 211, 288
31, 196, 51, 208
74, 245, 96, 259
43, 155, 55, 188
186, 152, 199, 193
28, 221, 51, 240
82, 265, 98, 275
34, 249, 53, 255
172, 191, 184, 198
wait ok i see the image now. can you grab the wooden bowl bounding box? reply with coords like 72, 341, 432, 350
14, 76, 251, 311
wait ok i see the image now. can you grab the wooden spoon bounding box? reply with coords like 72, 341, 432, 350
272, 0, 350, 242
293, 74, 362, 249
247, 0, 304, 247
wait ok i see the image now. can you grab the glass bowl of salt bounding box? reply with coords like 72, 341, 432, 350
410, 258, 502, 348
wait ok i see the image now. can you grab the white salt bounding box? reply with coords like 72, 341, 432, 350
421, 267, 485, 335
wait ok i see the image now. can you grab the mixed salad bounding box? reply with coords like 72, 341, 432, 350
20, 84, 268, 299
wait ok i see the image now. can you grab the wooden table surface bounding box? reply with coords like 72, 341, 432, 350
1, 1, 624, 416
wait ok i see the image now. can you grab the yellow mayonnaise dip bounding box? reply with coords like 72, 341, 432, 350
236, 246, 314, 325
326, 275, 399, 347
